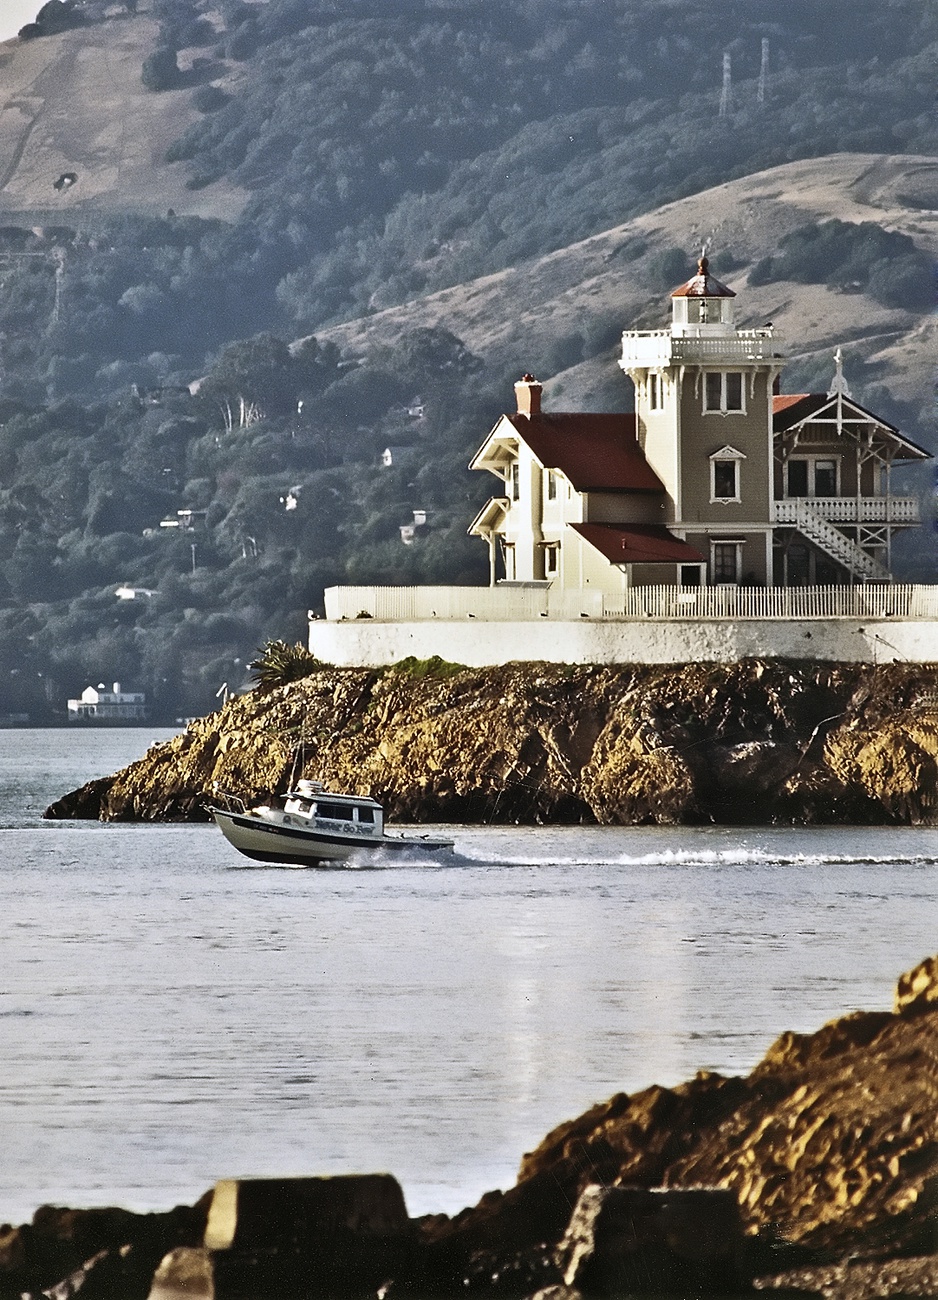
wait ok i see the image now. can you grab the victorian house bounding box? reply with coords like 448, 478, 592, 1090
468, 258, 927, 591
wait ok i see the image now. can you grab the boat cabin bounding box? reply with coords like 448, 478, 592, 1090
281, 780, 384, 836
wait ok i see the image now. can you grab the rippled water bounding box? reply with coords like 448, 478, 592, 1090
0, 728, 935, 1224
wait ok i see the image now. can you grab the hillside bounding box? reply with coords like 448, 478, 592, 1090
0, 14, 247, 221
0, 0, 934, 721
318, 152, 938, 417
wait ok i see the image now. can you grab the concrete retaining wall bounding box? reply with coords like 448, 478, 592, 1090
308, 618, 938, 666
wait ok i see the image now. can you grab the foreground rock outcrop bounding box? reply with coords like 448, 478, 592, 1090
45, 659, 938, 825
2, 956, 936, 1300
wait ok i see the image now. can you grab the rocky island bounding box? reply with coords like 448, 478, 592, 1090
46, 659, 938, 826
2, 953, 936, 1299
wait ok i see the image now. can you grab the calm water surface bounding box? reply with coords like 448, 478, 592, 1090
0, 728, 935, 1223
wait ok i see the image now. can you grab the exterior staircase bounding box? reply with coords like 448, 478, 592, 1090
786, 499, 892, 581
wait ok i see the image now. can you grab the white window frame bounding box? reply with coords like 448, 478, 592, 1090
648, 372, 664, 411
543, 542, 560, 576
677, 562, 706, 587
711, 539, 744, 585
509, 460, 520, 501
703, 370, 746, 415
785, 455, 841, 499
501, 540, 516, 580
545, 469, 558, 501
709, 445, 746, 503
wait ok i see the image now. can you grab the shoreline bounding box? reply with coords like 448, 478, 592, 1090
2, 954, 936, 1300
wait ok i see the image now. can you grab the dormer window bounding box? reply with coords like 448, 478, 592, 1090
704, 371, 744, 414
710, 445, 746, 503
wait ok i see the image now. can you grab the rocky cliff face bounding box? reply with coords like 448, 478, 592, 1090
45, 659, 938, 825
411, 954, 938, 1299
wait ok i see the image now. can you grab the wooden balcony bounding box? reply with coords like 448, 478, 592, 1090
774, 497, 920, 524
620, 328, 782, 368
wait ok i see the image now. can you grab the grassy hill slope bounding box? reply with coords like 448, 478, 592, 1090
0, 15, 247, 222
319, 152, 937, 418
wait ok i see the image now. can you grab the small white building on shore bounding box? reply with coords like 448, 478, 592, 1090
67, 682, 147, 723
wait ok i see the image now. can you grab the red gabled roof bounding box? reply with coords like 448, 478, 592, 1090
772, 392, 929, 459
772, 393, 813, 418
505, 412, 664, 493
572, 523, 705, 566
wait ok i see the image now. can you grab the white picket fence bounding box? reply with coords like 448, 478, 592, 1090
323, 584, 938, 623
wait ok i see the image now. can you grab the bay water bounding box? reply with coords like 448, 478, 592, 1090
0, 727, 935, 1226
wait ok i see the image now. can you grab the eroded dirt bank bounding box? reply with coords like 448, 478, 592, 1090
45, 659, 938, 825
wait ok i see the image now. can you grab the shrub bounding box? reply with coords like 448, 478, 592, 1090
867, 251, 936, 311
193, 84, 230, 113
650, 247, 691, 289
141, 47, 180, 91
249, 638, 324, 692
389, 655, 466, 680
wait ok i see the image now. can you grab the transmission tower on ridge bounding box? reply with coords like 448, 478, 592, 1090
719, 51, 732, 118
757, 38, 769, 105
50, 248, 66, 328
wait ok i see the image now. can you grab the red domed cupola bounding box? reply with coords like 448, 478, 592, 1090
670, 256, 736, 334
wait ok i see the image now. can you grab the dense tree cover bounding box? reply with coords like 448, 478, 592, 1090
0, 295, 500, 718
18, 0, 85, 38
154, 0, 937, 325
748, 220, 936, 311
0, 0, 935, 718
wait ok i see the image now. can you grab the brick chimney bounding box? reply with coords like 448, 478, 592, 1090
514, 373, 542, 417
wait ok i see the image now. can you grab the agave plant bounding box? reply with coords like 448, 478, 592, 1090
249, 639, 323, 693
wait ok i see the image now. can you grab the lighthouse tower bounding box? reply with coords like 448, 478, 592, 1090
619, 257, 784, 584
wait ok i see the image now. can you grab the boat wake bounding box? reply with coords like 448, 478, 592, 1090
446, 840, 938, 871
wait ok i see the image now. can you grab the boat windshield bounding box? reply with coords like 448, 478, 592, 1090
313, 801, 376, 825
284, 793, 379, 826
316, 802, 354, 820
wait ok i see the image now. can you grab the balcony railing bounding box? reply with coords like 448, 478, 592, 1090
323, 584, 938, 623
774, 497, 920, 524
620, 328, 783, 368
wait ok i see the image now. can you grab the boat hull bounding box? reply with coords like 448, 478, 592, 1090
210, 808, 453, 866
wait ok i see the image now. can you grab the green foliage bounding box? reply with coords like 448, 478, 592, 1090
389, 655, 466, 680
193, 84, 230, 112
748, 219, 934, 310
650, 248, 691, 290
141, 47, 181, 91
249, 638, 324, 692
29, 0, 85, 35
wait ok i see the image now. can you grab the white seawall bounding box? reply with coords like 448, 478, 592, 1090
309, 618, 938, 667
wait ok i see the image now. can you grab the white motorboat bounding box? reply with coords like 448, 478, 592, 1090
209, 779, 455, 866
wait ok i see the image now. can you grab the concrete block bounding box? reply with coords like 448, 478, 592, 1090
203, 1175, 410, 1251
556, 1184, 751, 1297
148, 1176, 415, 1298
